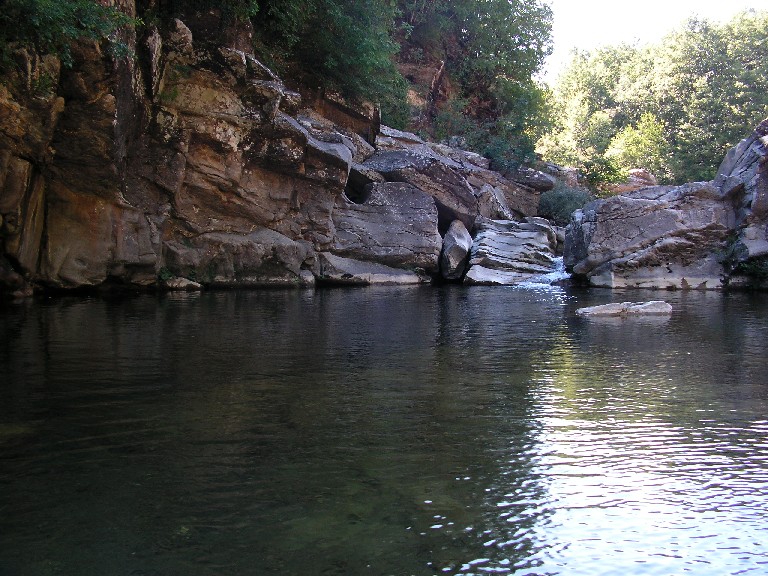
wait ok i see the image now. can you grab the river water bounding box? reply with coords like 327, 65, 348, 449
1, 285, 767, 575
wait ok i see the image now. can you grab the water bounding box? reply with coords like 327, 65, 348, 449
1, 285, 767, 575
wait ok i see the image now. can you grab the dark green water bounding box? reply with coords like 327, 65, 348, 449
1, 286, 767, 575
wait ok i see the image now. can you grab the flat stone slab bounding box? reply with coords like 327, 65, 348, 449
317, 253, 428, 285
576, 301, 673, 317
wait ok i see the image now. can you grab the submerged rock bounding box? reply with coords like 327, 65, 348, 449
576, 301, 673, 317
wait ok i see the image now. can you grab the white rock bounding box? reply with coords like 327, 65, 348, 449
576, 301, 673, 317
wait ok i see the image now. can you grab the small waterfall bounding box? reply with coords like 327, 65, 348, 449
517, 257, 570, 289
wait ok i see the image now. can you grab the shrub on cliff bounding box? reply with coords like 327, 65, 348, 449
252, 0, 405, 112
0, 0, 135, 68
538, 182, 594, 226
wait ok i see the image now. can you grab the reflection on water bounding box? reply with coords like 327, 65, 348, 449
1, 287, 768, 575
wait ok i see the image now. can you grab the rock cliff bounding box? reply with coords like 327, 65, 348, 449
564, 118, 768, 290
0, 8, 556, 296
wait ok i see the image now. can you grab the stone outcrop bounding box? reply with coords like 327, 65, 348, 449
564, 183, 734, 289
564, 118, 768, 290
361, 127, 545, 232
464, 218, 559, 285
0, 7, 565, 295
599, 168, 658, 196
330, 182, 441, 274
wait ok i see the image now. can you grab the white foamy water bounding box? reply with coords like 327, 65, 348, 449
516, 256, 571, 290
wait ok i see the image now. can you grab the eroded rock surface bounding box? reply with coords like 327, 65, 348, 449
330, 182, 441, 274
564, 183, 734, 289
464, 218, 559, 285
564, 118, 768, 290
0, 7, 552, 295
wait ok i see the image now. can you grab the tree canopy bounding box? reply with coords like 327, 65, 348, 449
538, 10, 768, 185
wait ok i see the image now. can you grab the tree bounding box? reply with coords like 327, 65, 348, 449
252, 0, 405, 110
539, 10, 768, 185
605, 113, 671, 181
398, 0, 554, 168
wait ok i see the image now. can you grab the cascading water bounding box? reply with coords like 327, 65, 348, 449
516, 256, 571, 289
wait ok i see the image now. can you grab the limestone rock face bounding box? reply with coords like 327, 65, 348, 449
464, 218, 559, 285
0, 6, 545, 294
0, 14, 360, 293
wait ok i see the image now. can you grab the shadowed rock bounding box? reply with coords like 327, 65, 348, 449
331, 182, 441, 273
440, 220, 472, 280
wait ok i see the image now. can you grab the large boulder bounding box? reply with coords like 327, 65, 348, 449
563, 118, 768, 291
564, 183, 734, 289
330, 182, 441, 273
464, 218, 559, 285
362, 148, 479, 232
440, 220, 472, 280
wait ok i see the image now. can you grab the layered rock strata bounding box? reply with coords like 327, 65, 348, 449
564, 118, 768, 290
0, 10, 557, 295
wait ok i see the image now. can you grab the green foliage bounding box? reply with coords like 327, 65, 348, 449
253, 0, 404, 111
397, 0, 553, 167
538, 182, 594, 226
581, 156, 626, 189
159, 0, 259, 21
433, 98, 541, 170
0, 0, 136, 68
227, 0, 260, 20
605, 113, 672, 181
734, 258, 768, 284
539, 10, 768, 185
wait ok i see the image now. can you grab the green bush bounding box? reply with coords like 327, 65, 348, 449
538, 182, 594, 226
0, 0, 136, 69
